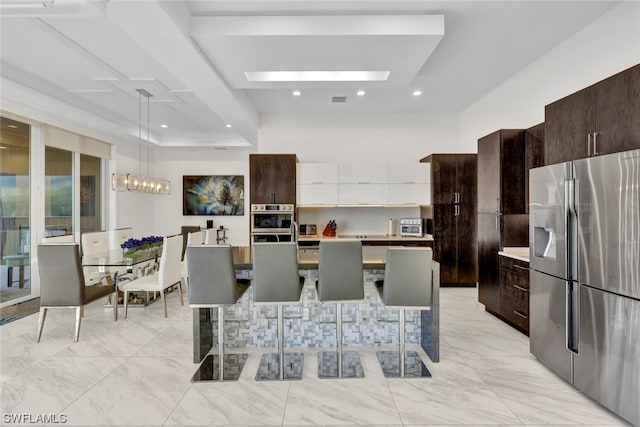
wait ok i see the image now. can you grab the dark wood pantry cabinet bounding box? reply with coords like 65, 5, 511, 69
249, 154, 297, 204
421, 154, 477, 286
477, 130, 529, 317
545, 63, 640, 165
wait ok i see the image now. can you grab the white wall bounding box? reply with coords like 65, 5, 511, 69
151, 148, 251, 246
459, 1, 640, 150
259, 112, 462, 162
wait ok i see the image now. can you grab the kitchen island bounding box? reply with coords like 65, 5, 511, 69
192, 245, 439, 367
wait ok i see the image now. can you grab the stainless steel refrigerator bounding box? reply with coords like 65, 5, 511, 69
529, 149, 639, 426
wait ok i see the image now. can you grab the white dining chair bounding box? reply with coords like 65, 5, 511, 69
118, 234, 184, 318
80, 230, 110, 286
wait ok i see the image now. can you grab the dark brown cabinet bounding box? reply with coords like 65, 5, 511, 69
545, 64, 640, 165
477, 130, 529, 315
477, 129, 526, 215
428, 154, 476, 205
499, 255, 530, 333
524, 123, 545, 213
421, 154, 477, 286
249, 154, 297, 204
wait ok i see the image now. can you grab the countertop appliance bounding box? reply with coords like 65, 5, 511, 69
529, 149, 639, 426
250, 204, 294, 242
399, 218, 423, 237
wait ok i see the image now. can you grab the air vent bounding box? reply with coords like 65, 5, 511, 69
332, 96, 347, 103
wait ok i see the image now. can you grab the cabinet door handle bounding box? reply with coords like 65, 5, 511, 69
587, 133, 592, 157
513, 264, 529, 271
593, 132, 599, 156
454, 205, 459, 216
513, 310, 529, 319
513, 284, 529, 292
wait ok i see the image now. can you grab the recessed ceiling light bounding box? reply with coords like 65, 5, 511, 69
160, 124, 168, 128
245, 71, 390, 82
356, 90, 366, 96
292, 90, 301, 96
413, 90, 423, 96
225, 124, 232, 128
7, 124, 18, 129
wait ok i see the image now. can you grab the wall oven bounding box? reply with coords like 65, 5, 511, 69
250, 204, 294, 242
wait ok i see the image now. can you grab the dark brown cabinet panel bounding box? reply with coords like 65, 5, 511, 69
427, 155, 457, 204
477, 130, 525, 215
433, 205, 457, 284
249, 154, 297, 204
478, 213, 500, 312
545, 64, 640, 165
456, 203, 478, 284
594, 64, 640, 155
525, 123, 545, 213
499, 255, 530, 333
422, 153, 477, 286
544, 88, 594, 165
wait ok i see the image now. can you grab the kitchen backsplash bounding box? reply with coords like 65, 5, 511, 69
298, 206, 420, 236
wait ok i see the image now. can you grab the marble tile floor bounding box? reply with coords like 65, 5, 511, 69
0, 287, 630, 426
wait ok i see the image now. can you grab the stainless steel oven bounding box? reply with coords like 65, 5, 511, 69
250, 204, 294, 235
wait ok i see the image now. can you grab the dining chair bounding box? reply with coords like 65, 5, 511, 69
80, 230, 110, 286
36, 243, 117, 342
252, 242, 305, 380
187, 244, 250, 381
118, 234, 184, 318
316, 240, 365, 378
181, 230, 205, 287
375, 247, 434, 378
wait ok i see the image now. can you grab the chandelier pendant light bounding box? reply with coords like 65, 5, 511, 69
112, 88, 170, 194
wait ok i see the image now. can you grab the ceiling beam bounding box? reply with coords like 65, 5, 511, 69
106, 1, 259, 147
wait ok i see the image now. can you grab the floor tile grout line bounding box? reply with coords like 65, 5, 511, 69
280, 380, 292, 426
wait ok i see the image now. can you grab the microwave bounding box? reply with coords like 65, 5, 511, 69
399, 218, 424, 237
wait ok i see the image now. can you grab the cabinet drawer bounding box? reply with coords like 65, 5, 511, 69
501, 269, 530, 300
501, 294, 529, 331
499, 256, 529, 276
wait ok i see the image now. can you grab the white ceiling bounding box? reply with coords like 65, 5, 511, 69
0, 0, 620, 148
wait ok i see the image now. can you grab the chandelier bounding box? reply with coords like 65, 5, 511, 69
112, 89, 170, 194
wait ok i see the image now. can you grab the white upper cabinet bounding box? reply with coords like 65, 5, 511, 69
388, 163, 429, 184
339, 184, 389, 205
388, 183, 430, 205
297, 184, 339, 205
338, 163, 388, 183
297, 163, 339, 184
297, 162, 429, 206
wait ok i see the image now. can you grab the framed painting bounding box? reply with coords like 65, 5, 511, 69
183, 175, 245, 216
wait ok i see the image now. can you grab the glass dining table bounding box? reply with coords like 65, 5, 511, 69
81, 246, 163, 307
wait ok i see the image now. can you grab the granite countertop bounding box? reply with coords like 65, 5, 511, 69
498, 247, 530, 262
298, 234, 434, 242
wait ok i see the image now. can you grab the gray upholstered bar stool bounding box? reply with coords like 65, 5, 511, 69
375, 247, 433, 378
316, 240, 365, 378
187, 244, 250, 381
252, 242, 305, 380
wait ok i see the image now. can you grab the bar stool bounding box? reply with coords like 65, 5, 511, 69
316, 240, 365, 379
252, 242, 305, 380
375, 247, 433, 378
187, 244, 250, 382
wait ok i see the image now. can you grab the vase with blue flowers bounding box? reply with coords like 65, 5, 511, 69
121, 235, 163, 259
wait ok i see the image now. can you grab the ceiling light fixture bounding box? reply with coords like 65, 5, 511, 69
112, 89, 170, 195
225, 124, 232, 128
356, 90, 366, 96
413, 90, 423, 96
160, 124, 168, 128
7, 124, 18, 129
292, 90, 301, 96
245, 71, 390, 82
